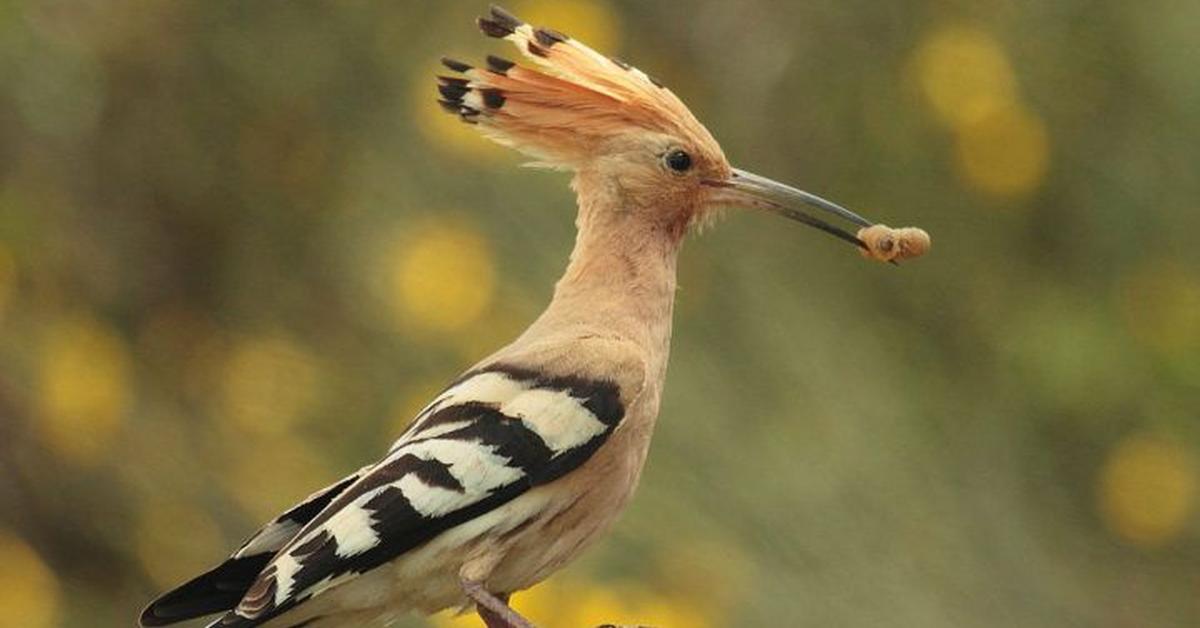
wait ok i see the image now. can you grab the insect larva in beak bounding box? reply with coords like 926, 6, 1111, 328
856, 224, 931, 263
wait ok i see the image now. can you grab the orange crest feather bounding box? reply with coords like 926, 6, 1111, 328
437, 5, 720, 168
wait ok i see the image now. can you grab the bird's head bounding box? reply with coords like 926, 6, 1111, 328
440, 5, 874, 247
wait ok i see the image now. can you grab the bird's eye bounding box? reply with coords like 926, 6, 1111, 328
664, 149, 692, 173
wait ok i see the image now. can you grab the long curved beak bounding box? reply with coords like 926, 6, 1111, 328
703, 168, 873, 249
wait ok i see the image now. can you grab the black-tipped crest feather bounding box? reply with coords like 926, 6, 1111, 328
534, 27, 568, 46
526, 41, 549, 57
480, 88, 506, 109
486, 55, 516, 74
478, 18, 512, 39
488, 5, 523, 30
440, 57, 472, 73
437, 82, 469, 102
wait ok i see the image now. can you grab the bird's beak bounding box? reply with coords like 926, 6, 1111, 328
703, 168, 873, 249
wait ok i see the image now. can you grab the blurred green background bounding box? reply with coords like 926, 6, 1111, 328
1, 1, 1198, 626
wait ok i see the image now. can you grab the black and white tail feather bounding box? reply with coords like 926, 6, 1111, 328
139, 471, 365, 626
139, 363, 623, 627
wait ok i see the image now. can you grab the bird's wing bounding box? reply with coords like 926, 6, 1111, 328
139, 469, 367, 627
216, 349, 642, 627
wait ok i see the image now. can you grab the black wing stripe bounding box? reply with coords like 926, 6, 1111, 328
485, 363, 625, 427
223, 367, 624, 627
415, 407, 555, 473
409, 401, 496, 437
277, 475, 361, 529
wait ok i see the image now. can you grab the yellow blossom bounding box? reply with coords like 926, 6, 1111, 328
390, 221, 496, 334
1099, 434, 1196, 547
911, 25, 1017, 128
954, 103, 1049, 198
432, 577, 707, 628
0, 530, 60, 628
220, 334, 324, 436
36, 316, 133, 464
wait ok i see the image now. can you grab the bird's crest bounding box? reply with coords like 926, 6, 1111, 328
438, 5, 720, 168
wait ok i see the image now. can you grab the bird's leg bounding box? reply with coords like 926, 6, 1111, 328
461, 579, 535, 628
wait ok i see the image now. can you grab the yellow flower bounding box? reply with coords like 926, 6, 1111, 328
524, 577, 709, 628
0, 530, 60, 628
36, 316, 133, 464
909, 25, 1048, 199
389, 221, 496, 334
431, 577, 713, 627
632, 595, 709, 628
567, 584, 631, 626
1099, 434, 1196, 547
910, 25, 1017, 129
953, 103, 1049, 199
220, 334, 324, 436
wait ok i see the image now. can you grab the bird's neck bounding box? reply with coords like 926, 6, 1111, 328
523, 188, 685, 375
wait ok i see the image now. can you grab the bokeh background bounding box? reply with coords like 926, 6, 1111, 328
1, 1, 1198, 626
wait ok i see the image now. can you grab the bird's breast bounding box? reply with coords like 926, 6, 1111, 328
484, 395, 660, 592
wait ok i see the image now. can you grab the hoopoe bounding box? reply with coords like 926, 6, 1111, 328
141, 6, 920, 628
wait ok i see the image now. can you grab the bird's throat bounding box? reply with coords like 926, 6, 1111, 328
532, 199, 683, 366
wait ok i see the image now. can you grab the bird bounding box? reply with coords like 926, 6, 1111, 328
140, 5, 892, 628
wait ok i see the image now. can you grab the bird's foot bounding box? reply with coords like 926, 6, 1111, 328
461, 579, 535, 628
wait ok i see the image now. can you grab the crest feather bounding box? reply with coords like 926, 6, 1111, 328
437, 5, 720, 168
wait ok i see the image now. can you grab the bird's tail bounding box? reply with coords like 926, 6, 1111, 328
139, 554, 270, 626
139, 470, 364, 626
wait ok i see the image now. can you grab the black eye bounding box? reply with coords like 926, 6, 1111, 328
664, 149, 692, 173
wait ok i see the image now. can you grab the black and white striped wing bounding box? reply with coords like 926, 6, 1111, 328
216, 363, 626, 627
140, 469, 366, 627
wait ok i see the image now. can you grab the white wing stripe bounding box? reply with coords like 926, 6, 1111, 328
397, 473, 475, 517
393, 371, 527, 450
398, 369, 607, 457
397, 438, 524, 493
431, 371, 526, 411
499, 388, 607, 454
327, 490, 387, 558
273, 553, 302, 605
